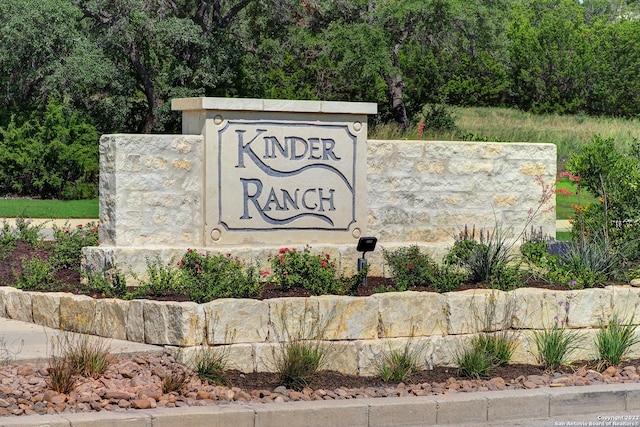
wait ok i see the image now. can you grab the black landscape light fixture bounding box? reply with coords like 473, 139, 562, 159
357, 236, 377, 286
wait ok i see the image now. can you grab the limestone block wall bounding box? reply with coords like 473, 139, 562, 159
83, 137, 556, 279
3, 286, 639, 376
99, 134, 204, 248
367, 140, 557, 250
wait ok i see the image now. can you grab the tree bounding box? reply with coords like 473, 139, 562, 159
506, 0, 591, 113
0, 0, 90, 118
74, 0, 254, 133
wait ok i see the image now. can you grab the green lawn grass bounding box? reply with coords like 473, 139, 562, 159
555, 178, 598, 220
0, 198, 98, 218
0, 178, 592, 222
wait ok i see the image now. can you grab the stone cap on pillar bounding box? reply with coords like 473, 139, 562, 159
172, 97, 378, 115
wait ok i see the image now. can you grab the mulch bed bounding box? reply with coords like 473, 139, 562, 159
0, 241, 631, 391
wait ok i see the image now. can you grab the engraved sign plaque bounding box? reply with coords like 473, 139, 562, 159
172, 98, 376, 246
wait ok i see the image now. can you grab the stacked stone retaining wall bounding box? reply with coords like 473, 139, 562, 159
3, 286, 638, 376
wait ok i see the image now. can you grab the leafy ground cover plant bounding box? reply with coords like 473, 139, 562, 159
178, 249, 262, 302
382, 245, 465, 292
268, 247, 344, 295
595, 313, 640, 368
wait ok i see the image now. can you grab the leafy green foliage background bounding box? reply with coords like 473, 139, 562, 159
3, 0, 640, 198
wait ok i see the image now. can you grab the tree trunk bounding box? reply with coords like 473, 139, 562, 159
129, 44, 158, 134
386, 41, 409, 130
387, 73, 409, 130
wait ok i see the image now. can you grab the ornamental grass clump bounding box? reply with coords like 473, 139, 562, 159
375, 329, 425, 382
47, 332, 112, 393
454, 337, 495, 379
275, 338, 326, 390
595, 313, 640, 369
192, 347, 230, 386
271, 302, 329, 390
533, 325, 581, 371
62, 333, 112, 378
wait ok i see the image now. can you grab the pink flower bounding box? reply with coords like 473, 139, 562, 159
556, 188, 574, 196
260, 269, 270, 278
320, 260, 327, 267
559, 171, 580, 182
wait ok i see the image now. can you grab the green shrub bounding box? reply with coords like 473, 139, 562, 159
269, 247, 344, 295
178, 249, 262, 302
567, 135, 640, 256
520, 240, 549, 267
52, 222, 98, 270
0, 221, 15, 260
13, 217, 46, 247
84, 263, 131, 299
137, 256, 185, 297
0, 101, 99, 200
417, 102, 457, 132
382, 245, 438, 291
15, 255, 57, 290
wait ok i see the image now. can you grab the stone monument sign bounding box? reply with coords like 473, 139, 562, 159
172, 98, 377, 245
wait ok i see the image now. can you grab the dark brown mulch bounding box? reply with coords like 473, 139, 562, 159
225, 363, 549, 391
225, 359, 639, 391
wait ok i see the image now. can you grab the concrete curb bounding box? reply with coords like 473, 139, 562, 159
2, 383, 640, 426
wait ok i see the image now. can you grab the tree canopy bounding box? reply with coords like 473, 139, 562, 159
2, 0, 640, 197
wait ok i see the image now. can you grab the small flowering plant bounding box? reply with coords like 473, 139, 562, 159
382, 245, 438, 291
177, 249, 262, 302
52, 221, 99, 270
269, 246, 344, 295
